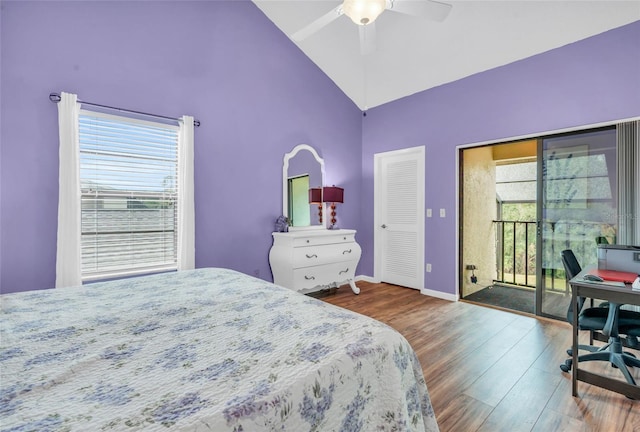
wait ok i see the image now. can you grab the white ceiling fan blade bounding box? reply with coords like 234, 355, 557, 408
359, 23, 377, 56
291, 5, 343, 42
389, 0, 452, 22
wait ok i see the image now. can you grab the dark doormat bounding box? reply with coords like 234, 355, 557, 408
464, 284, 534, 314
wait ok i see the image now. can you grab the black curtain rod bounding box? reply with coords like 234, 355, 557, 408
49, 93, 200, 127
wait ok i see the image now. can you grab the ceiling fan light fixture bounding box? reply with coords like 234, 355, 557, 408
342, 0, 386, 25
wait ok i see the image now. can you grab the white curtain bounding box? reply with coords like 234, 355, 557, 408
177, 115, 195, 270
55, 92, 82, 288
617, 120, 640, 245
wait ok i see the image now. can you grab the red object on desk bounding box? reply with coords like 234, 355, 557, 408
588, 269, 638, 283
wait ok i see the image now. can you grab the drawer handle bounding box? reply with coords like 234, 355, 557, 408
306, 254, 318, 259
342, 249, 352, 254
304, 275, 316, 280
339, 268, 349, 275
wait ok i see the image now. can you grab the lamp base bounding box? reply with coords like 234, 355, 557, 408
329, 203, 337, 229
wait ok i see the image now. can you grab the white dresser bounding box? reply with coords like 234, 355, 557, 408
269, 229, 362, 294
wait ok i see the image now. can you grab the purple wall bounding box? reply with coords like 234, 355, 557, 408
1, 1, 639, 297
0, 1, 362, 293
360, 21, 640, 296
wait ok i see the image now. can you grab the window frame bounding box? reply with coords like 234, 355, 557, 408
78, 109, 181, 282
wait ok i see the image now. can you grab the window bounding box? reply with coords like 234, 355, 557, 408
78, 111, 180, 280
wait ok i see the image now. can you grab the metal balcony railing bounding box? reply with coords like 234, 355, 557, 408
493, 220, 537, 288
493, 219, 616, 292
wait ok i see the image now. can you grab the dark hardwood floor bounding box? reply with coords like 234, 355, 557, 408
322, 281, 640, 432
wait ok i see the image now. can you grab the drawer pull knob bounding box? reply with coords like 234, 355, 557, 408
342, 249, 352, 254
304, 275, 316, 280
306, 254, 318, 259
339, 268, 349, 275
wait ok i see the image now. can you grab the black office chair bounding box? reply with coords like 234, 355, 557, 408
559, 249, 610, 362
559, 249, 640, 387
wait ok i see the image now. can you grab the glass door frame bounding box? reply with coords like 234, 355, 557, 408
535, 126, 618, 320
458, 119, 630, 319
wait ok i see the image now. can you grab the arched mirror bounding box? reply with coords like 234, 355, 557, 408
282, 144, 325, 230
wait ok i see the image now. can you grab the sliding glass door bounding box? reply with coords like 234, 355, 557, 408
538, 128, 618, 318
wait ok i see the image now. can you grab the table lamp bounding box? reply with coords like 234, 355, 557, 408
322, 185, 344, 229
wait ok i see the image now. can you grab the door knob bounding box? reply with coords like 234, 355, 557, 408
381, 224, 387, 229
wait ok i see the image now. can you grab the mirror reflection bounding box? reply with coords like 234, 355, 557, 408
283, 144, 324, 228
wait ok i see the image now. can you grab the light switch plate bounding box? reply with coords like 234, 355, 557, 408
426, 209, 432, 218
440, 208, 446, 218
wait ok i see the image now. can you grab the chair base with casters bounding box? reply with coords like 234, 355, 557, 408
560, 337, 640, 386
560, 303, 640, 390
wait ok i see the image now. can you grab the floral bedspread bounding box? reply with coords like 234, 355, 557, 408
1, 268, 438, 431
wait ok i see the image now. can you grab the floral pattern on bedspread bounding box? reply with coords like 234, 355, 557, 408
1, 268, 438, 432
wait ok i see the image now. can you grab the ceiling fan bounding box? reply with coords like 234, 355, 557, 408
291, 0, 453, 55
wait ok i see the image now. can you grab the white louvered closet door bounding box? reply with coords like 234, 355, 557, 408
374, 146, 425, 289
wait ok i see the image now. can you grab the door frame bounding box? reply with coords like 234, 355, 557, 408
456, 116, 639, 307
373, 145, 425, 289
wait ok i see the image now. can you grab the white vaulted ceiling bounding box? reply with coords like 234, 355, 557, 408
253, 0, 640, 110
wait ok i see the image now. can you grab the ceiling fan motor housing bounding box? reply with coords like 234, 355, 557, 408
342, 0, 387, 26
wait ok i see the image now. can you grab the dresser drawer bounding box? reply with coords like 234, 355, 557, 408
292, 261, 358, 289
270, 229, 361, 295
292, 233, 355, 248
292, 243, 358, 268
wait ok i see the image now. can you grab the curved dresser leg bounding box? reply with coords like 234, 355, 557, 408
349, 280, 360, 295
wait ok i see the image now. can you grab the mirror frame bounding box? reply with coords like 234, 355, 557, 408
282, 144, 326, 231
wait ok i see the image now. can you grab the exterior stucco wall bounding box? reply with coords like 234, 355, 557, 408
462, 146, 496, 297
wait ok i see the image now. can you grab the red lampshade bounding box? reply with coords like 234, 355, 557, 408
322, 186, 344, 203
308, 187, 322, 204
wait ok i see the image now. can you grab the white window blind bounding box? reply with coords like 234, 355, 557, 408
79, 110, 180, 280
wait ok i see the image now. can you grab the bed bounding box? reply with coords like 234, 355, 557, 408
1, 268, 438, 431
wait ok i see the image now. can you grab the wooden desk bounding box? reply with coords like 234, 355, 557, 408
569, 269, 640, 399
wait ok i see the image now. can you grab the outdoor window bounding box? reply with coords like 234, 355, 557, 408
55, 92, 194, 288
79, 111, 179, 280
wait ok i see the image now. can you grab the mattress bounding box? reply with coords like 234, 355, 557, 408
1, 267, 438, 431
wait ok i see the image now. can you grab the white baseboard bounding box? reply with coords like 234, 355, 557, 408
354, 275, 458, 302
420, 287, 459, 302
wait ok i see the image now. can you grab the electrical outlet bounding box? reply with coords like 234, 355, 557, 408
426, 263, 432, 272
